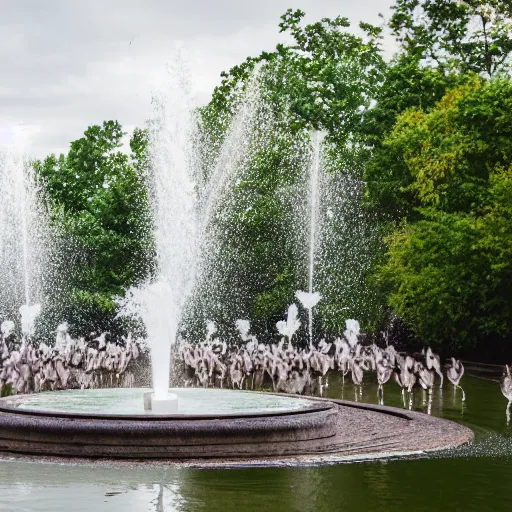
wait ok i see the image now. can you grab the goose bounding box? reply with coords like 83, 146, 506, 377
283, 369, 309, 395
350, 357, 364, 399
385, 345, 398, 368
273, 360, 290, 393
309, 350, 331, 396
500, 365, 512, 422
394, 355, 416, 408
446, 358, 465, 401
417, 362, 435, 395
425, 347, 444, 388
210, 356, 227, 388
416, 360, 435, 413
376, 357, 392, 405
228, 354, 245, 390
54, 355, 70, 388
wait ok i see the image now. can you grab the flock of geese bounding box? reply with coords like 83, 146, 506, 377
179, 313, 512, 420
1, 313, 512, 421
0, 322, 139, 395
178, 335, 468, 409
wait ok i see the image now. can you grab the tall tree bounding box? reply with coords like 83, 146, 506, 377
190, 10, 387, 339
34, 121, 153, 336
375, 79, 512, 349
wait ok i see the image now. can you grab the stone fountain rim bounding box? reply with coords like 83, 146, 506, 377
0, 389, 473, 462
0, 389, 334, 421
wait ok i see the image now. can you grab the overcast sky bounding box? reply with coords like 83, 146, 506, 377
0, 0, 395, 158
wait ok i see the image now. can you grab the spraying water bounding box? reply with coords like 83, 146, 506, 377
276, 304, 301, 346
308, 131, 324, 297
296, 131, 325, 347
0, 128, 48, 332
198, 72, 263, 235
121, 59, 199, 401
120, 62, 264, 400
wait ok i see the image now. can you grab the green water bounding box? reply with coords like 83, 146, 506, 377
1, 374, 511, 511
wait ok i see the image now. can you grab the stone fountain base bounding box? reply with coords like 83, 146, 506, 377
0, 390, 473, 462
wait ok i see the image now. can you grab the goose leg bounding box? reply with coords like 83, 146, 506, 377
378, 384, 384, 406
507, 401, 511, 425
437, 370, 444, 388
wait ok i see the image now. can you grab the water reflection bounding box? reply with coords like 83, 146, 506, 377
1, 375, 512, 511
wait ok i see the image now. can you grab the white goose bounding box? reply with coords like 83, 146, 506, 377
500, 365, 512, 423
446, 358, 465, 401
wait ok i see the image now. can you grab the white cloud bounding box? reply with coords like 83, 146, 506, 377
0, 0, 395, 158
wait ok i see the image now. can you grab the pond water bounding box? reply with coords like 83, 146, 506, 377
1, 372, 511, 511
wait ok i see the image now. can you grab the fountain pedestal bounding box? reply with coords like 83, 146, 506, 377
143, 392, 178, 414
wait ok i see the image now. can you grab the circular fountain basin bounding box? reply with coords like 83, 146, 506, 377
14, 388, 319, 416
0, 388, 473, 462
0, 388, 337, 459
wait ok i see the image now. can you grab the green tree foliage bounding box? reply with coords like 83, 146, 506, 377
378, 210, 483, 347
199, 130, 310, 338
375, 80, 512, 348
363, 0, 512, 221
359, 54, 466, 222
381, 78, 512, 213
390, 0, 512, 77
25, 4, 512, 353
34, 121, 153, 336
191, 10, 387, 338
361, 57, 464, 220
208, 9, 385, 139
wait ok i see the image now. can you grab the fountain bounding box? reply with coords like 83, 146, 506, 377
296, 131, 325, 348
0, 129, 47, 333
118, 61, 266, 412
0, 69, 473, 464
118, 59, 200, 413
344, 318, 361, 348
235, 319, 251, 341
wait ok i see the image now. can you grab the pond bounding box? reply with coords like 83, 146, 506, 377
1, 372, 511, 511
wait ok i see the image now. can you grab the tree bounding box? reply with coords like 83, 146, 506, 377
361, 56, 464, 221
375, 78, 512, 349
208, 9, 385, 141
380, 78, 512, 214
189, 10, 387, 339
362, 0, 512, 220
377, 209, 482, 347
186, 101, 311, 340
390, 0, 512, 77
34, 121, 153, 337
